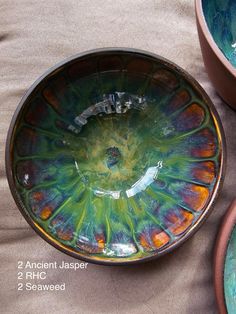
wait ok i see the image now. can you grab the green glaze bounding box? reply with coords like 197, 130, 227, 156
10, 51, 223, 263
203, 0, 236, 67
224, 226, 236, 313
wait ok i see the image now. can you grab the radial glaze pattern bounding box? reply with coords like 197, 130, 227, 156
203, 0, 236, 67
7, 49, 224, 264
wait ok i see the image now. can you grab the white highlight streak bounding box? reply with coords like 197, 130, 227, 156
126, 161, 163, 198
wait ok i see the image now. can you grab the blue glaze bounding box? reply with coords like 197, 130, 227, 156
202, 0, 236, 67
224, 225, 236, 313
9, 50, 224, 263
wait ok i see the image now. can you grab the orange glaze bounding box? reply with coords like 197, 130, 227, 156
177, 103, 205, 130
33, 191, 44, 201
169, 210, 194, 235
57, 229, 73, 241
192, 161, 215, 184
169, 89, 191, 111
140, 234, 152, 251
191, 129, 216, 158
40, 206, 53, 220
184, 185, 209, 211
95, 234, 105, 250
152, 230, 170, 248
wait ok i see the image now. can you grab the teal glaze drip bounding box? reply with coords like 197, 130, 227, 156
202, 0, 236, 67
12, 54, 221, 261
224, 226, 236, 314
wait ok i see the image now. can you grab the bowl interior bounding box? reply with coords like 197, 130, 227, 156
202, 0, 236, 67
224, 225, 236, 313
8, 50, 224, 264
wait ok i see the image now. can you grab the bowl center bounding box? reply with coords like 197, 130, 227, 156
71, 92, 164, 198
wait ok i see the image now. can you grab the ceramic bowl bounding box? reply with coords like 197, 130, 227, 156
214, 199, 236, 314
6, 48, 226, 265
196, 0, 236, 110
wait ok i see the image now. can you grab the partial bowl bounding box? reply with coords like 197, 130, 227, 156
6, 48, 226, 265
214, 199, 236, 314
195, 0, 236, 110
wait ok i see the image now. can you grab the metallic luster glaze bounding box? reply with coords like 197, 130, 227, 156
5, 48, 226, 265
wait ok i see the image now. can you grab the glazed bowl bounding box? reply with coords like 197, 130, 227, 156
196, 0, 236, 110
6, 48, 226, 265
214, 199, 236, 314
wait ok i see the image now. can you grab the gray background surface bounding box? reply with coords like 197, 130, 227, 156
0, 1, 235, 313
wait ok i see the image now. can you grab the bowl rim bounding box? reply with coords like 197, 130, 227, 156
195, 0, 236, 78
214, 199, 236, 314
5, 47, 227, 265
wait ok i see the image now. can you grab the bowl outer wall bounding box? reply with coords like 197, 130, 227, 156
5, 47, 227, 265
195, 0, 236, 110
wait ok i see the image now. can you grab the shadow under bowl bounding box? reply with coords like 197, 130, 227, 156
6, 48, 226, 265
196, 0, 236, 110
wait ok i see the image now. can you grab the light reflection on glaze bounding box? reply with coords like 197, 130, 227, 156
126, 161, 163, 198
12, 53, 222, 262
